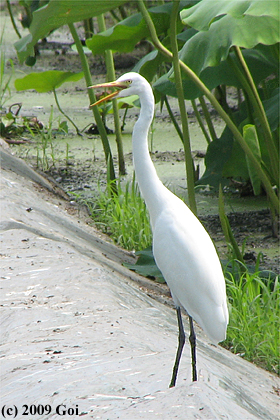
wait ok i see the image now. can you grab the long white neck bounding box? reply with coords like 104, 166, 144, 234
132, 84, 170, 230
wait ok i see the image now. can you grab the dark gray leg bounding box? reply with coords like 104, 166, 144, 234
189, 315, 197, 382
169, 306, 185, 387
169, 310, 198, 387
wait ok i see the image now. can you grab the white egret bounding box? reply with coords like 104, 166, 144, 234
90, 72, 228, 387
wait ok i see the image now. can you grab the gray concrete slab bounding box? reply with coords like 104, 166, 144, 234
1, 147, 279, 419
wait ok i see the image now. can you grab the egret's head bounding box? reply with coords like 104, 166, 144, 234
89, 72, 145, 106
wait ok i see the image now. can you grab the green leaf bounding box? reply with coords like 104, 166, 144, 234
196, 125, 234, 188
1, 112, 16, 128
153, 47, 277, 100
178, 14, 279, 79
87, 12, 145, 54
222, 138, 249, 181
197, 104, 252, 189
243, 124, 262, 195
86, 2, 189, 55
117, 95, 139, 108
124, 247, 165, 283
177, 0, 280, 79
133, 50, 163, 83
106, 95, 139, 114
14, 70, 83, 92
133, 28, 198, 83
58, 120, 69, 134
200, 98, 277, 191
181, 0, 280, 32
14, 0, 128, 62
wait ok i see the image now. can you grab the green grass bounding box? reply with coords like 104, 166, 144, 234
91, 178, 152, 251
89, 180, 279, 375
224, 271, 279, 375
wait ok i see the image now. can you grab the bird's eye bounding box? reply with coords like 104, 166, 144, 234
126, 80, 132, 85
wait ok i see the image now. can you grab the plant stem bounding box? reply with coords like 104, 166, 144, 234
121, 106, 128, 131
191, 99, 211, 144
234, 46, 279, 185
218, 185, 245, 269
6, 0, 21, 38
137, 0, 279, 215
198, 96, 217, 141
169, 1, 197, 214
164, 96, 183, 142
68, 22, 116, 185
83, 18, 94, 39
110, 10, 121, 23
52, 88, 81, 135
97, 14, 126, 175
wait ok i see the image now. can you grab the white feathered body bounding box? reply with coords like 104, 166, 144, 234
116, 72, 228, 344
152, 191, 228, 343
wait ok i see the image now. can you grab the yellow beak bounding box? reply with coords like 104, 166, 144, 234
88, 81, 128, 107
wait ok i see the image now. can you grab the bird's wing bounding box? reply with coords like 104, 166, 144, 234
152, 202, 228, 343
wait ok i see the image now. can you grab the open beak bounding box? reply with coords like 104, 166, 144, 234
88, 81, 128, 107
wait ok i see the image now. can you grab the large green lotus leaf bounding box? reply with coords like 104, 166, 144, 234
221, 126, 274, 188
14, 70, 83, 92
180, 0, 279, 32
200, 47, 278, 94
153, 47, 277, 100
206, 119, 273, 190
176, 27, 198, 43
222, 138, 249, 181
132, 28, 197, 84
87, 12, 147, 54
196, 126, 234, 188
14, 0, 128, 63
177, 13, 279, 79
86, 1, 191, 55
197, 104, 250, 188
133, 50, 163, 82
198, 93, 277, 190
